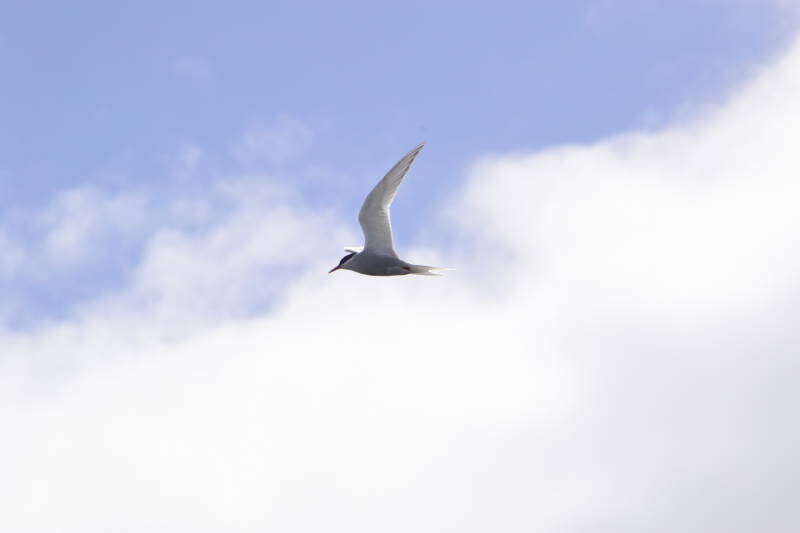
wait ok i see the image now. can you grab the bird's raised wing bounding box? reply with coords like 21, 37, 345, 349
358, 142, 425, 257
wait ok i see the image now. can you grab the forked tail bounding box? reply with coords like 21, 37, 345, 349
408, 264, 452, 276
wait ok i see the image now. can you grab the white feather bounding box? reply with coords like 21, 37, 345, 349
357, 143, 425, 257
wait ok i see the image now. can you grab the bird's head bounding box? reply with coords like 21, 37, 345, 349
328, 252, 356, 273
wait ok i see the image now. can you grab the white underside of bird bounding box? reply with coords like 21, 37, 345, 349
329, 143, 449, 277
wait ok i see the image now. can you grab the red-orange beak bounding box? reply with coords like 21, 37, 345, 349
328, 265, 341, 274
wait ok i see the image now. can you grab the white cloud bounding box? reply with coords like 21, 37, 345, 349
91, 179, 351, 329
459, 41, 800, 311
0, 185, 153, 324
0, 186, 151, 272
40, 187, 151, 264
2, 36, 800, 533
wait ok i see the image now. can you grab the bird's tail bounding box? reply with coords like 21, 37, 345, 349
408, 264, 453, 276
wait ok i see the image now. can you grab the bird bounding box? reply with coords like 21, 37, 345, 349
329, 142, 448, 276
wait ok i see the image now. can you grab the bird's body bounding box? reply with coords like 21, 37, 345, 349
341, 252, 412, 276
329, 143, 448, 277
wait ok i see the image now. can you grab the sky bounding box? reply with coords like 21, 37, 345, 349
2, 1, 800, 531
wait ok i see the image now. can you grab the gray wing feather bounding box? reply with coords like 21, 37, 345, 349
358, 142, 425, 257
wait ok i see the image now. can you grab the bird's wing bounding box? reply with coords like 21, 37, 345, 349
344, 246, 363, 254
358, 142, 425, 257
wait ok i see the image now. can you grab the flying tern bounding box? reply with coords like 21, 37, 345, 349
329, 143, 447, 276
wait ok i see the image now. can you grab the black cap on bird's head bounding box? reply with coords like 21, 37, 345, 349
328, 252, 356, 273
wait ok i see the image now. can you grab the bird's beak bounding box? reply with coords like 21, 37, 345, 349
328, 265, 341, 274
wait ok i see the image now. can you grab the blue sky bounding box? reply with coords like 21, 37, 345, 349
2, 0, 796, 205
